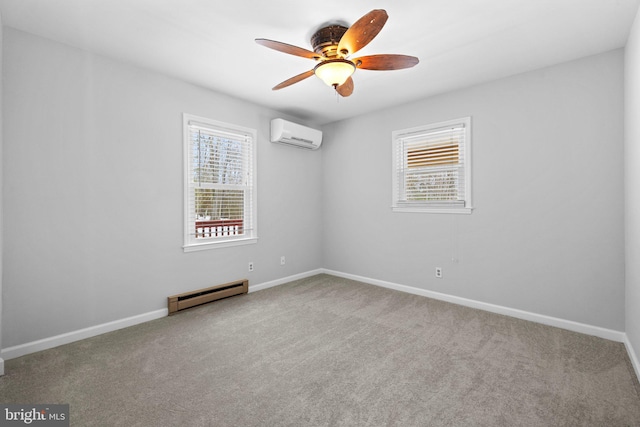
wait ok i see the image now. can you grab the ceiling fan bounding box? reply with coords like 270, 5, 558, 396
255, 9, 419, 97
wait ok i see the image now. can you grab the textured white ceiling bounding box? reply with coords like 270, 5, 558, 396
1, 0, 638, 125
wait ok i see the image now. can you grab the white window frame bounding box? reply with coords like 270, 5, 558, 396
392, 117, 473, 214
183, 113, 258, 252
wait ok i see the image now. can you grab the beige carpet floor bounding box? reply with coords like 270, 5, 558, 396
1, 274, 640, 426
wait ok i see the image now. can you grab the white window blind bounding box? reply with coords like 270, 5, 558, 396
183, 115, 257, 250
392, 117, 472, 214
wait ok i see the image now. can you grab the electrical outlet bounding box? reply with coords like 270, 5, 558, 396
248, 262, 254, 272
280, 256, 286, 265
435, 267, 443, 278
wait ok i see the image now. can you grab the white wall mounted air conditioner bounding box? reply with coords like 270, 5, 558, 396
270, 118, 322, 150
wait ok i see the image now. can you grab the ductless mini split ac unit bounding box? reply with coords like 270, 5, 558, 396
270, 118, 322, 150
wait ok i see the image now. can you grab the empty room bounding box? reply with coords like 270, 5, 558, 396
1, 0, 640, 425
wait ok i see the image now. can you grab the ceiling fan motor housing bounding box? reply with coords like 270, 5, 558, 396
311, 25, 348, 58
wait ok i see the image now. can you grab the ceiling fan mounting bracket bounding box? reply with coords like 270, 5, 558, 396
310, 25, 348, 58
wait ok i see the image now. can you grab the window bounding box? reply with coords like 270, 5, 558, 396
392, 117, 473, 214
183, 114, 257, 251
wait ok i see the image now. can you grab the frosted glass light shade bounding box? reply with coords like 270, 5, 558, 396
314, 59, 356, 87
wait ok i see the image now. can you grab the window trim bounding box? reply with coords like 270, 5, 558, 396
391, 117, 473, 215
183, 113, 258, 252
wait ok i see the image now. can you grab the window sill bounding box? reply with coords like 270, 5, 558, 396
183, 237, 258, 252
392, 206, 474, 215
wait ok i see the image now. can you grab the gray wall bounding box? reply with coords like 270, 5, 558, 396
1, 26, 630, 350
2, 28, 324, 348
322, 50, 625, 331
626, 8, 640, 368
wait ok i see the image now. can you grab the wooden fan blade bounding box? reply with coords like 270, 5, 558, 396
336, 77, 354, 97
337, 9, 388, 57
256, 38, 322, 60
272, 69, 315, 90
354, 54, 419, 70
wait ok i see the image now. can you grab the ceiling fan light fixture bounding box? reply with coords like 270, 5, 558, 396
314, 59, 356, 88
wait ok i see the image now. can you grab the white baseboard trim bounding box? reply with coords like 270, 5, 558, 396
2, 268, 630, 367
322, 269, 626, 343
249, 269, 324, 293
624, 336, 640, 382
1, 308, 168, 361
0, 269, 323, 361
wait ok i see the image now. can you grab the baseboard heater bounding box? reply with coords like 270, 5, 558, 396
168, 279, 248, 315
